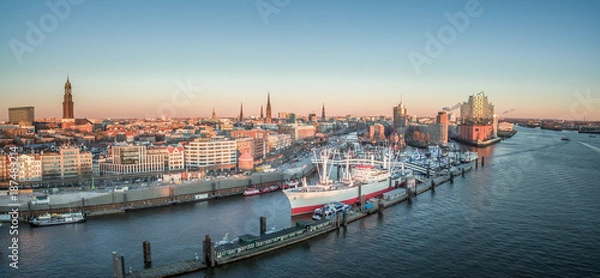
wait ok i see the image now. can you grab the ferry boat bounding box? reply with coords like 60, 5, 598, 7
29, 212, 86, 227
243, 188, 261, 196
283, 149, 394, 216
260, 185, 280, 193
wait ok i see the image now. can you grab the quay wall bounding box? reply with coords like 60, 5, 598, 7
2, 164, 315, 220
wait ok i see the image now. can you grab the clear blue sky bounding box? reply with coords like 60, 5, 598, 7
1, 0, 599, 120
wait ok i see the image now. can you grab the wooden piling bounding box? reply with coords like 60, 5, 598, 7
27, 200, 32, 221
203, 235, 214, 267
481, 156, 485, 167
342, 210, 348, 227
450, 173, 454, 184
462, 168, 465, 177
377, 200, 384, 215
81, 198, 86, 216
112, 252, 125, 278
143, 241, 152, 269
260, 216, 267, 235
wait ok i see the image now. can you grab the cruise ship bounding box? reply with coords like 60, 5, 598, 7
283, 149, 395, 216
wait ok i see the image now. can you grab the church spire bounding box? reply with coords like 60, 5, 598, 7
62, 75, 74, 119
265, 92, 272, 123
211, 106, 216, 120
239, 103, 244, 121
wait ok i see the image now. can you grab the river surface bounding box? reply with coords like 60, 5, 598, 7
1, 126, 600, 277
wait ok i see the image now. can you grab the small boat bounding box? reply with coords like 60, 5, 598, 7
561, 137, 571, 141
311, 202, 351, 220
29, 212, 86, 227
260, 187, 273, 193
243, 188, 261, 196
590, 135, 596, 138
312, 205, 337, 220
329, 202, 351, 213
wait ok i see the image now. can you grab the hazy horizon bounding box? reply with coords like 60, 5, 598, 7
1, 1, 599, 121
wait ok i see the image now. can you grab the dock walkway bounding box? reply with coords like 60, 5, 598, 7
126, 260, 206, 278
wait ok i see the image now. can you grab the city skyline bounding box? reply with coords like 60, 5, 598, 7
1, 1, 599, 120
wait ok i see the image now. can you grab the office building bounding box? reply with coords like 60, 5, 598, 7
184, 138, 237, 170
8, 106, 35, 126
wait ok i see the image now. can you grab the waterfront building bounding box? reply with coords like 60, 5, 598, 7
0, 155, 9, 182
17, 154, 42, 181
267, 134, 293, 152
41, 146, 92, 179
278, 124, 316, 141
8, 106, 35, 126
460, 91, 494, 124
184, 138, 237, 170
99, 145, 164, 175
431, 111, 449, 144
457, 91, 497, 145
230, 129, 269, 159
393, 101, 408, 134
236, 138, 254, 157
238, 152, 254, 171
369, 123, 386, 141
147, 145, 185, 171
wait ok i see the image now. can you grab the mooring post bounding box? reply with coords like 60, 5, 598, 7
112, 252, 125, 278
204, 235, 215, 267
481, 156, 485, 167
143, 241, 152, 268
476, 159, 478, 169
431, 179, 435, 188
462, 168, 465, 177
378, 200, 384, 215
260, 216, 267, 235
81, 198, 85, 216
450, 172, 454, 184
27, 201, 32, 221
336, 212, 341, 228
342, 210, 348, 227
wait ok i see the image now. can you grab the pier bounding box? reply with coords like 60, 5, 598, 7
114, 163, 476, 278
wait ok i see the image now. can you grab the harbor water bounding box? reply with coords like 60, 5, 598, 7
1, 126, 599, 277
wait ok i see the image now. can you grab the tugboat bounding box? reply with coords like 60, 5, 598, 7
29, 212, 86, 227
